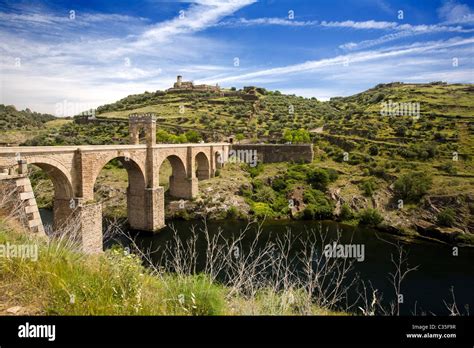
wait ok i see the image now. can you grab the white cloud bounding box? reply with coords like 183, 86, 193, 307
438, 0, 474, 24
199, 37, 474, 85
339, 23, 474, 50
320, 20, 398, 29
218, 17, 318, 27
137, 0, 256, 45
0, 0, 256, 114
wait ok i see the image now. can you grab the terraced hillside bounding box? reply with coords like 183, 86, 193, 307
4, 82, 474, 241
95, 87, 338, 139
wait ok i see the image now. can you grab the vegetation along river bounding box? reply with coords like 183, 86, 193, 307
40, 209, 473, 315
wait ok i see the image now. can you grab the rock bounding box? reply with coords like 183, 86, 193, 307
414, 219, 465, 243
288, 186, 305, 216
350, 195, 367, 211
6, 306, 22, 314
414, 219, 436, 232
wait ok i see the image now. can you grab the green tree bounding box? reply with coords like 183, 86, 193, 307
282, 128, 293, 143
358, 208, 383, 225
339, 203, 354, 221
394, 171, 432, 203
185, 130, 202, 143
306, 168, 330, 191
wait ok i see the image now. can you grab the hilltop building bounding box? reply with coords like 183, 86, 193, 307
167, 75, 221, 93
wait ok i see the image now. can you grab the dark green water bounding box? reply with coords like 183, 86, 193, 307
40, 209, 474, 315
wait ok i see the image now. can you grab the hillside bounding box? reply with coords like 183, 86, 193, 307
0, 105, 56, 130
94, 87, 339, 139
3, 82, 474, 240
0, 105, 69, 145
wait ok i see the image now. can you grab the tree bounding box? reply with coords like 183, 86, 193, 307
368, 145, 379, 156
306, 168, 330, 191
393, 171, 432, 203
358, 208, 383, 225
339, 203, 354, 221
281, 128, 310, 144
185, 130, 202, 143
282, 128, 293, 143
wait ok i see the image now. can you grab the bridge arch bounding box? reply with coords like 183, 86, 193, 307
91, 153, 146, 190
195, 152, 210, 180
158, 154, 188, 198
214, 150, 223, 170
27, 156, 74, 199
25, 157, 75, 232
92, 156, 147, 231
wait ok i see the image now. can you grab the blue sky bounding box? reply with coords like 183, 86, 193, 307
0, 0, 473, 114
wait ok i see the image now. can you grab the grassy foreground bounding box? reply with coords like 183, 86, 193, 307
0, 218, 343, 316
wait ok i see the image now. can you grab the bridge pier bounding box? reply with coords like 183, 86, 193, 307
169, 176, 198, 199
76, 202, 102, 254
53, 198, 103, 254
127, 186, 147, 230
127, 187, 165, 231
145, 187, 165, 230
53, 198, 74, 230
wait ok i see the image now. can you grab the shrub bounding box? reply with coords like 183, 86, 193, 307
302, 189, 333, 219
271, 177, 287, 192
184, 130, 202, 142
271, 196, 290, 215
251, 202, 276, 219
440, 163, 457, 175
393, 171, 432, 203
286, 165, 308, 182
358, 208, 383, 225
360, 179, 377, 197
327, 168, 339, 182
368, 145, 379, 156
437, 208, 456, 227
162, 274, 226, 315
306, 168, 330, 191
251, 178, 264, 190
246, 163, 264, 178
303, 203, 333, 220
253, 186, 276, 204
226, 206, 239, 219
339, 203, 354, 221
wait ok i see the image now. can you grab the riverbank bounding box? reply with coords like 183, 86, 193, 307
28, 160, 474, 246
166, 162, 474, 246
0, 217, 343, 316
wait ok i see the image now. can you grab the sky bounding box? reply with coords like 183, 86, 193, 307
0, 0, 473, 115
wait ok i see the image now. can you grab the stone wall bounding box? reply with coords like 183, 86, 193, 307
231, 144, 313, 164
0, 175, 45, 236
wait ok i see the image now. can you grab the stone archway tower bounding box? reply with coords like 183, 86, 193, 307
128, 113, 164, 231
129, 113, 156, 146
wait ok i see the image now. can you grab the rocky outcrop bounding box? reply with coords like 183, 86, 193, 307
414, 219, 466, 243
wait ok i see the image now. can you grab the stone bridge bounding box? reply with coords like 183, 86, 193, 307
0, 114, 229, 253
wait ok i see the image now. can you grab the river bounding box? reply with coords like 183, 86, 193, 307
40, 209, 474, 315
